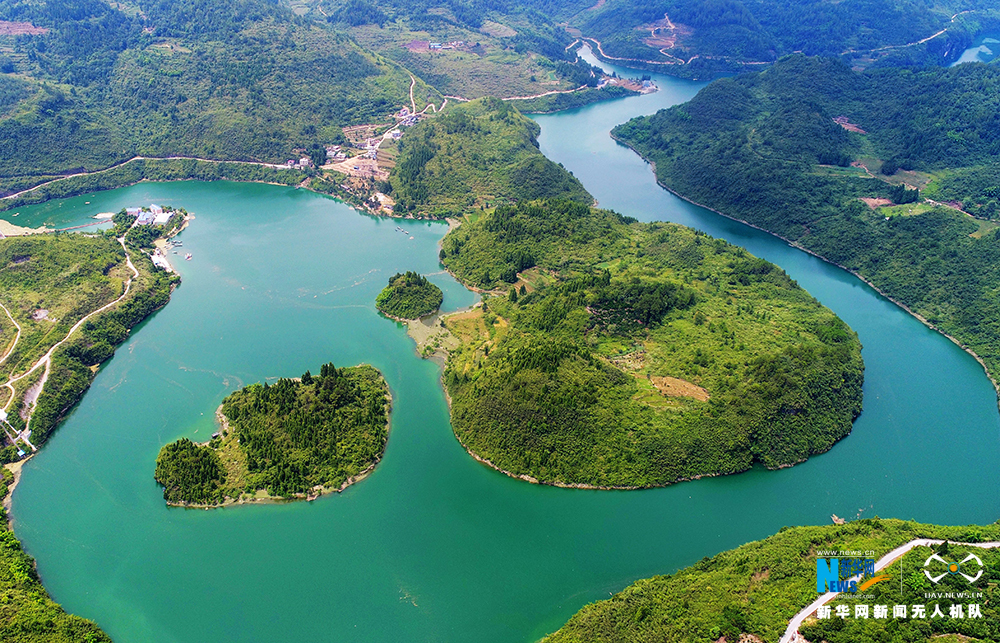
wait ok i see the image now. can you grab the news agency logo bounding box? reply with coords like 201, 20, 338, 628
817, 557, 882, 593
924, 552, 984, 584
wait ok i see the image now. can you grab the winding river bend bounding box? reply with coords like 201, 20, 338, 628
4, 50, 1000, 643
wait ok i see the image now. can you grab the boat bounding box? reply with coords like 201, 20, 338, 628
185, 253, 192, 260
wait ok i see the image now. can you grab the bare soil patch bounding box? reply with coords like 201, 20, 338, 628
833, 116, 866, 134
650, 376, 710, 401
0, 21, 47, 35
861, 197, 892, 208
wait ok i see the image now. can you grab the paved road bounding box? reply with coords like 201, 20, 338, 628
780, 539, 1000, 643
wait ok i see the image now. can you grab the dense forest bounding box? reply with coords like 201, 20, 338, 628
376, 271, 443, 319
439, 199, 863, 487
388, 97, 592, 217
0, 0, 434, 194
155, 363, 390, 505
614, 55, 1000, 384
575, 0, 1000, 75
543, 518, 1000, 643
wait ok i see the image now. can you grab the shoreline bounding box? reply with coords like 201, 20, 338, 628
611, 133, 1000, 405
164, 375, 393, 509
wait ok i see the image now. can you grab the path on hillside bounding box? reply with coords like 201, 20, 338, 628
0, 301, 20, 368
0, 156, 296, 202
840, 10, 978, 55
0, 237, 138, 451
781, 538, 1000, 643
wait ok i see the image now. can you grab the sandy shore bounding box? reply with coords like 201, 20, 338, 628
0, 219, 48, 237
3, 456, 32, 524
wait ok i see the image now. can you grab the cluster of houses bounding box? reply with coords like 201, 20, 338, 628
286, 157, 314, 169
326, 145, 348, 161
128, 204, 172, 225
429, 40, 465, 50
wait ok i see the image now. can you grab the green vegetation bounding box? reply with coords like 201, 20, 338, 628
0, 158, 306, 213
439, 199, 863, 487
327, 0, 599, 99
511, 85, 639, 114
0, 0, 435, 194
614, 55, 1000, 384
388, 97, 592, 217
376, 271, 443, 319
0, 467, 112, 642
575, 0, 1000, 75
155, 363, 390, 505
0, 232, 178, 444
543, 518, 1000, 643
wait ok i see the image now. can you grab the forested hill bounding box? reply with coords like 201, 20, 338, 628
0, 0, 435, 193
543, 518, 1000, 643
613, 55, 1000, 385
155, 363, 390, 505
388, 98, 592, 217
575, 0, 999, 74
439, 199, 863, 488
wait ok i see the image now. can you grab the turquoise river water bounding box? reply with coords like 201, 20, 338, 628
3, 48, 1000, 643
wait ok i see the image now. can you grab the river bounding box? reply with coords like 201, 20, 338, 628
4, 48, 1000, 643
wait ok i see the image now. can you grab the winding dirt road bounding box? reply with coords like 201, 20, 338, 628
0, 236, 139, 451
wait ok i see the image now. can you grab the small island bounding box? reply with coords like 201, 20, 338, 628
375, 271, 443, 320
154, 363, 390, 507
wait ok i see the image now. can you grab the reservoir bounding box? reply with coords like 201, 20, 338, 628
6, 50, 1000, 642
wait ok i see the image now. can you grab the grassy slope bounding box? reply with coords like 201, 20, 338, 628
613, 55, 1000, 385
440, 200, 863, 487
389, 97, 592, 217
543, 518, 1000, 643
155, 364, 390, 505
323, 0, 596, 98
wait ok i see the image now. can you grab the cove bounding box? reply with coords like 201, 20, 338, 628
4, 58, 1000, 643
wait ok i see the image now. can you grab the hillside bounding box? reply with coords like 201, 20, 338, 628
543, 518, 1000, 643
388, 97, 592, 217
0, 226, 179, 453
376, 271, 443, 319
155, 363, 390, 505
323, 0, 601, 99
0, 0, 437, 195
439, 199, 863, 488
575, 0, 1000, 75
613, 55, 1000, 385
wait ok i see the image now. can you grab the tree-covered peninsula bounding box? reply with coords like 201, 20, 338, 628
613, 55, 1000, 387
388, 97, 592, 217
438, 199, 863, 488
543, 518, 1000, 643
376, 271, 443, 320
155, 363, 390, 506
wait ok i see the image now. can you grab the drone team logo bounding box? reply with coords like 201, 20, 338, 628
924, 552, 984, 584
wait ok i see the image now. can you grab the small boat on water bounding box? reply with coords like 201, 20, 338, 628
185, 253, 192, 260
